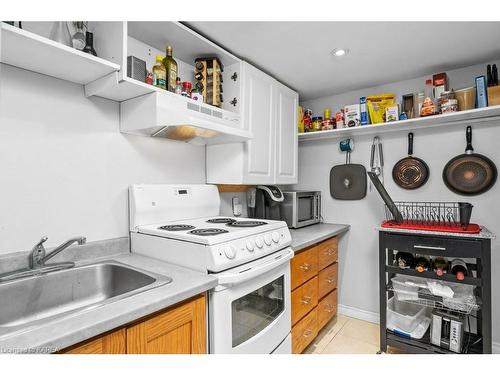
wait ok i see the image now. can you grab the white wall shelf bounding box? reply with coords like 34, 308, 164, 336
1, 23, 120, 85
298, 105, 500, 142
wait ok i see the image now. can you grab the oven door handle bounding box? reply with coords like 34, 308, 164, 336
217, 248, 294, 286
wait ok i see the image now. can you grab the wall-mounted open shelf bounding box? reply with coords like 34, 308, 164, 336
0, 22, 120, 85
298, 105, 500, 142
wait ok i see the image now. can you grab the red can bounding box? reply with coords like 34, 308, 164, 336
181, 81, 192, 98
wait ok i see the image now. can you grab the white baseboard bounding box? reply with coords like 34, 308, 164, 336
338, 304, 379, 324
338, 304, 500, 353
493, 341, 500, 354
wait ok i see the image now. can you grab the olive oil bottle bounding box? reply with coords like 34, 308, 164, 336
152, 55, 167, 90
162, 46, 178, 92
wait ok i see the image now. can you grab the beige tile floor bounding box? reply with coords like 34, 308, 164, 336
304, 314, 382, 354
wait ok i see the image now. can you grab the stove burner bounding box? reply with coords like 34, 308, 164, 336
206, 218, 237, 224
189, 228, 229, 236
158, 224, 195, 231
226, 221, 268, 228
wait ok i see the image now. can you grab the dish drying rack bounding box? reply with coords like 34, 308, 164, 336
367, 170, 480, 234
382, 201, 480, 234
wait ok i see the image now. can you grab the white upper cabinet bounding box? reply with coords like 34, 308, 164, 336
206, 62, 298, 185
243, 62, 276, 183
275, 83, 298, 184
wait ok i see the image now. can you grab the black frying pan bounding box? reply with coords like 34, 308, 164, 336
443, 126, 497, 195
392, 132, 429, 189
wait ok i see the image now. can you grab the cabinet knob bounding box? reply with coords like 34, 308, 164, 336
299, 263, 311, 271
231, 72, 238, 81
230, 97, 238, 106
303, 329, 313, 338
301, 296, 312, 305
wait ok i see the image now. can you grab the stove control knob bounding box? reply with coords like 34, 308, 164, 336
246, 240, 255, 252
224, 245, 236, 259
272, 232, 280, 243
255, 237, 264, 248
264, 234, 272, 246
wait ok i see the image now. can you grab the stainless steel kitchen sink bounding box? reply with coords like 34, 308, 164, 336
0, 260, 171, 336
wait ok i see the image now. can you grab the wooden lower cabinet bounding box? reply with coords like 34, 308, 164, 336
60, 329, 126, 354
318, 289, 338, 331
60, 294, 206, 354
127, 294, 206, 354
291, 236, 339, 353
291, 276, 318, 325
292, 307, 318, 354
318, 263, 338, 299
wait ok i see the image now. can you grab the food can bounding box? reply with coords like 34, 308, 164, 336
311, 116, 323, 132
181, 81, 193, 97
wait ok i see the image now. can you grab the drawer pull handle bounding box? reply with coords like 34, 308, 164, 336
326, 277, 336, 283
301, 296, 312, 305
324, 249, 335, 256
324, 303, 335, 312
299, 263, 311, 271
414, 245, 446, 251
303, 329, 313, 338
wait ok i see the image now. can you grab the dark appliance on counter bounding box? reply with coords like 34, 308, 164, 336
431, 309, 465, 353
253, 185, 284, 220
280, 191, 321, 228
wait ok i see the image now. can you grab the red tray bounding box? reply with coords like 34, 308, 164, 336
381, 221, 481, 234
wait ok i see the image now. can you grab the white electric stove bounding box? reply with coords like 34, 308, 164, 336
129, 184, 293, 354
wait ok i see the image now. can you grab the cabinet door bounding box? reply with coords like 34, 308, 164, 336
242, 62, 275, 184
60, 329, 126, 354
127, 294, 206, 354
275, 82, 298, 184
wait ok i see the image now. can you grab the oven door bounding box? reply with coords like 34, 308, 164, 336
209, 248, 293, 354
294, 192, 320, 228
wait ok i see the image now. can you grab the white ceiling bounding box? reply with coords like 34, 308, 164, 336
186, 22, 500, 101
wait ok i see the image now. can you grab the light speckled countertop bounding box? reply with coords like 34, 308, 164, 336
290, 223, 350, 252
0, 252, 217, 353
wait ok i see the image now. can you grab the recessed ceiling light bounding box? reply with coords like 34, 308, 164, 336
332, 48, 349, 57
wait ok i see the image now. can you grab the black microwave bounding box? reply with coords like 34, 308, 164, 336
280, 191, 321, 228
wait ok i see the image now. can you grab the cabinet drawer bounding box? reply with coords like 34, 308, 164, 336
317, 237, 338, 270
291, 276, 318, 325
318, 289, 337, 331
318, 263, 338, 299
292, 307, 318, 354
381, 232, 482, 257
291, 246, 318, 290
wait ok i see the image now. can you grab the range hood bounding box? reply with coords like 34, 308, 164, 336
120, 92, 252, 145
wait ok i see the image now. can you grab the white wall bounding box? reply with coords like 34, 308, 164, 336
0, 65, 206, 254
296, 61, 500, 342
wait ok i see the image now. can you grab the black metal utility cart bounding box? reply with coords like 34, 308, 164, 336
378, 227, 494, 354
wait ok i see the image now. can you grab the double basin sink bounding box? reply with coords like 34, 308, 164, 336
0, 261, 172, 337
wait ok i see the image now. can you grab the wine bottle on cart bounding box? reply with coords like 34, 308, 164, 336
450, 259, 468, 281
433, 257, 448, 277
415, 255, 431, 273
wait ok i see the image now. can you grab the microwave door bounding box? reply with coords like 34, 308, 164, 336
297, 195, 316, 224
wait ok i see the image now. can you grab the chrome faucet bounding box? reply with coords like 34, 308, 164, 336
0, 235, 87, 282
29, 236, 87, 269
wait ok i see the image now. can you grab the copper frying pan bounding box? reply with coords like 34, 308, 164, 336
392, 132, 429, 189
443, 126, 497, 195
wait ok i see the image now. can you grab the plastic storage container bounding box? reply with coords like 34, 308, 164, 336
391, 276, 423, 301
387, 296, 428, 333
